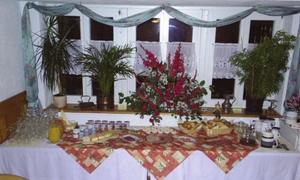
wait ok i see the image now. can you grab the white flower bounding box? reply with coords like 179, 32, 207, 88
159, 73, 168, 85
151, 71, 157, 77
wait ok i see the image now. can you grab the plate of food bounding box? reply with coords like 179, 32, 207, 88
178, 120, 204, 136
121, 134, 140, 142
146, 133, 173, 144
204, 118, 233, 137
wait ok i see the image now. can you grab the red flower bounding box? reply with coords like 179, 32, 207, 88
122, 44, 207, 124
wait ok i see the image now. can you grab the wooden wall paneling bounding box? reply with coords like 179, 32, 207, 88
0, 91, 27, 143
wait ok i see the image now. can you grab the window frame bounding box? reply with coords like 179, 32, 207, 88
33, 5, 285, 109
205, 10, 283, 108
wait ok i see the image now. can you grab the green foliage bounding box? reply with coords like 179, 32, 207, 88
77, 44, 135, 97
35, 16, 79, 93
230, 31, 296, 99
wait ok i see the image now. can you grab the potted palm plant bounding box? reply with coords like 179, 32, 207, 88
230, 31, 295, 113
35, 16, 78, 108
77, 44, 134, 110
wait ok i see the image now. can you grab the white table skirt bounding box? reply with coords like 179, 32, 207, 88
1, 142, 300, 180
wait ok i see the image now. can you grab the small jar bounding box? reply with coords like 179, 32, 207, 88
109, 121, 115, 129
87, 124, 93, 129
73, 128, 80, 134
79, 125, 86, 132
87, 120, 95, 124
124, 121, 130, 129
95, 120, 101, 126
84, 128, 90, 136
79, 132, 84, 139
115, 121, 122, 129
73, 133, 79, 139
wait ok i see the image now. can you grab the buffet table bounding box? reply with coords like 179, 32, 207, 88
1, 136, 300, 180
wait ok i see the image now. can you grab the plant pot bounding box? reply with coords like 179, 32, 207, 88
97, 96, 110, 110
53, 95, 67, 108
245, 97, 264, 114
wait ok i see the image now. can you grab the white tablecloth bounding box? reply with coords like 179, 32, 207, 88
1, 141, 300, 180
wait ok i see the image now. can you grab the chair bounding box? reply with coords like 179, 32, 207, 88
0, 174, 27, 180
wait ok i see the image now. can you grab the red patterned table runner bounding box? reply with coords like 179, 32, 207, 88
58, 129, 257, 180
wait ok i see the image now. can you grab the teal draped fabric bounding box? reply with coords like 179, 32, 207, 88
21, 3, 40, 108
22, 2, 300, 107
75, 4, 163, 27
164, 6, 255, 27
285, 23, 300, 102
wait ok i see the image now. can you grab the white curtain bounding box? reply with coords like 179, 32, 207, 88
167, 42, 196, 77
135, 41, 162, 74
213, 43, 240, 79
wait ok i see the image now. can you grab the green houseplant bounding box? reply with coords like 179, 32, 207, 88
77, 44, 134, 109
230, 31, 296, 113
35, 16, 78, 108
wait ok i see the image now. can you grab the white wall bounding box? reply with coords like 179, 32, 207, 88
0, 0, 25, 102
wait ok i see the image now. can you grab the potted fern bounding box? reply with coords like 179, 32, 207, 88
230, 31, 295, 113
77, 44, 134, 110
35, 16, 78, 108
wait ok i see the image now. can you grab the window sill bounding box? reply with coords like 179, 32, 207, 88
52, 104, 281, 119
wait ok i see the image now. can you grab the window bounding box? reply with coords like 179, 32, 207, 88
136, 18, 160, 41
168, 19, 195, 76
249, 20, 273, 43
242, 20, 274, 98
169, 19, 192, 42
57, 16, 82, 95
58, 16, 81, 39
89, 18, 114, 103
60, 74, 82, 95
211, 79, 235, 99
215, 21, 240, 43
135, 17, 196, 92
90, 19, 113, 40
212, 21, 240, 99
135, 18, 161, 92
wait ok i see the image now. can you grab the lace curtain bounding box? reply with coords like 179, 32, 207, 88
213, 43, 240, 79
167, 42, 196, 77
135, 41, 162, 74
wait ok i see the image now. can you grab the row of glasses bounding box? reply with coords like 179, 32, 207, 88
8, 108, 58, 146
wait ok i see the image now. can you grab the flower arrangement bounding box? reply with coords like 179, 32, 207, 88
285, 94, 300, 111
119, 44, 207, 125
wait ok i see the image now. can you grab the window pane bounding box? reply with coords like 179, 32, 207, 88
90, 19, 113, 40
211, 79, 235, 99
215, 21, 240, 43
136, 18, 160, 41
57, 16, 80, 39
249, 20, 273, 43
169, 19, 192, 42
60, 74, 82, 95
